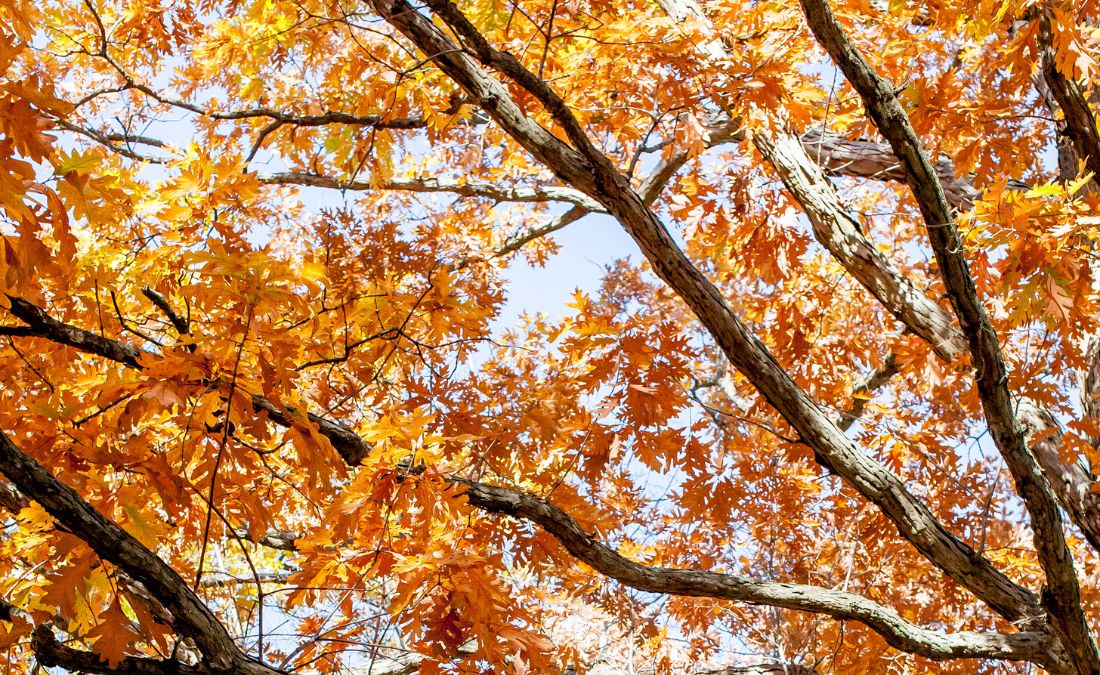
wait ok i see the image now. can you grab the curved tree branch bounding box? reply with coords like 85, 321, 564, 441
1037, 10, 1100, 184
365, 0, 1045, 630
0, 298, 1059, 667
458, 479, 1052, 663
797, 0, 1098, 667
0, 429, 284, 674
0, 414, 1056, 666
30, 624, 204, 674
257, 172, 605, 211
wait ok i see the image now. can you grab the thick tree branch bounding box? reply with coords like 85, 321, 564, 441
798, 130, 1033, 211
458, 480, 1052, 663
6, 296, 144, 368
797, 0, 1099, 667
756, 126, 1100, 557
753, 129, 966, 362
3, 296, 371, 466
1, 297, 1058, 665
0, 599, 203, 673
1038, 11, 1100, 184
246, 394, 370, 465
0, 477, 27, 513
0, 429, 283, 674
367, 0, 1046, 629
747, 38, 1100, 569
755, 124, 1100, 559
755, 104, 1100, 561
1017, 401, 1100, 549
31, 624, 203, 674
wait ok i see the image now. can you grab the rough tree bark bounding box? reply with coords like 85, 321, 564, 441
4, 0, 1100, 671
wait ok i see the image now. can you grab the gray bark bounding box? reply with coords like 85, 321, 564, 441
0, 430, 284, 674
0, 299, 1057, 667
797, 0, 1099, 668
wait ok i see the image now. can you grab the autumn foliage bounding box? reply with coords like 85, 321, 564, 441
3, 0, 1100, 671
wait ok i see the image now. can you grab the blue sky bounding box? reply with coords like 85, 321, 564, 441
498, 211, 635, 323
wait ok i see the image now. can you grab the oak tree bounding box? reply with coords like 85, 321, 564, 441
1, 0, 1100, 671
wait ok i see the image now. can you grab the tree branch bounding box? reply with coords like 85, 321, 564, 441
753, 129, 966, 362
31, 624, 204, 674
3, 296, 371, 466
1037, 11, 1100, 184
0, 297, 1058, 665
257, 172, 604, 211
0, 429, 283, 674
458, 479, 1052, 663
798, 130, 1033, 211
1018, 401, 1100, 549
207, 108, 429, 128
797, 0, 1098, 666
5, 296, 144, 368
141, 287, 190, 338
367, 0, 1045, 628
839, 353, 900, 431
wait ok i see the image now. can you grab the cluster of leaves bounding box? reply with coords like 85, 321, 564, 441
2, 0, 1100, 671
